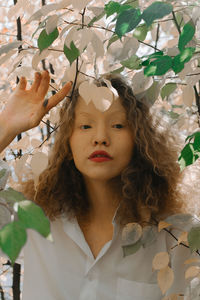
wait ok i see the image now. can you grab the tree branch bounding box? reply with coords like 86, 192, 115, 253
172, 11, 181, 35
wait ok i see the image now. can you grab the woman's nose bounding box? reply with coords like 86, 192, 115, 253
92, 125, 110, 146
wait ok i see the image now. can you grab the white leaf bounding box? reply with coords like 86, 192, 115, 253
14, 66, 34, 78
192, 7, 200, 23
132, 71, 153, 94
91, 32, 104, 58
64, 26, 79, 48
7, 0, 26, 19
31, 139, 41, 148
13, 136, 30, 151
0, 50, 17, 66
87, 6, 104, 16
185, 266, 200, 279
0, 160, 10, 190
118, 36, 139, 60
79, 82, 113, 111
182, 85, 195, 107
71, 0, 92, 11
27, 0, 71, 24
157, 266, 174, 295
122, 222, 143, 246
15, 153, 29, 180
60, 24, 74, 39
46, 15, 59, 35
0, 41, 23, 56
92, 87, 113, 112
0, 201, 12, 229
79, 81, 93, 104
30, 152, 48, 177
32, 49, 51, 71
62, 62, 87, 86
152, 252, 170, 270
72, 28, 93, 52
165, 214, 194, 229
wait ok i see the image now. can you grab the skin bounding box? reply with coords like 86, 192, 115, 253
0, 70, 72, 153
69, 96, 135, 225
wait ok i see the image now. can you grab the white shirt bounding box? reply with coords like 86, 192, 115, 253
21, 210, 195, 300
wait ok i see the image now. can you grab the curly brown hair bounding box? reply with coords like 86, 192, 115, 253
22, 74, 185, 226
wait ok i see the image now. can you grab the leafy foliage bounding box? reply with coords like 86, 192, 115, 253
0, 186, 51, 265
178, 132, 200, 170
141, 2, 173, 27
38, 27, 59, 52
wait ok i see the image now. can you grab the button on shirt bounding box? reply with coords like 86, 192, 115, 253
21, 209, 194, 300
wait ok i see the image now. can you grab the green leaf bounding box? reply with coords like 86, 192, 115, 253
167, 111, 180, 120
38, 27, 59, 52
142, 59, 150, 66
172, 47, 195, 74
148, 51, 164, 59
0, 188, 26, 204
133, 23, 148, 41
188, 226, 200, 252
178, 21, 195, 51
193, 134, 200, 152
121, 55, 141, 70
107, 34, 120, 49
185, 131, 200, 143
122, 240, 141, 257
104, 1, 121, 17
64, 42, 80, 65
17, 200, 51, 239
123, 0, 139, 9
0, 221, 27, 265
115, 8, 142, 38
144, 55, 172, 76
142, 2, 173, 27
0, 169, 6, 179
161, 83, 177, 100
111, 66, 124, 74
178, 143, 196, 171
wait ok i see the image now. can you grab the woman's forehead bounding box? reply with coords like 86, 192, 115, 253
75, 96, 126, 116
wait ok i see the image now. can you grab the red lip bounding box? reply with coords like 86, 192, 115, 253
89, 150, 112, 159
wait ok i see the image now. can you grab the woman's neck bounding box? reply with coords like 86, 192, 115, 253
83, 177, 122, 224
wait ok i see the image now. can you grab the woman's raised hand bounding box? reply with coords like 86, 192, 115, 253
1, 70, 72, 135
0, 70, 72, 153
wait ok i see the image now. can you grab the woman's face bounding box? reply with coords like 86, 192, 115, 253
69, 95, 135, 182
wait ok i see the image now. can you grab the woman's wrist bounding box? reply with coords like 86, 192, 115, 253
0, 112, 18, 153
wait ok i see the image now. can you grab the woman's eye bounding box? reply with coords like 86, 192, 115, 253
113, 124, 124, 129
80, 125, 91, 129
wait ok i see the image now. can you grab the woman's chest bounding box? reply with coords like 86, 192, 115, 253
78, 221, 114, 259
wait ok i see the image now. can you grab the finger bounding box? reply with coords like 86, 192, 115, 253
37, 70, 50, 98
45, 82, 73, 111
18, 76, 27, 90
30, 72, 42, 92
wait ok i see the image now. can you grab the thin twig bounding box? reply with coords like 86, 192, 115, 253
172, 11, 181, 35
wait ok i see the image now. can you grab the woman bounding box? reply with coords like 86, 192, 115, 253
0, 70, 196, 299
